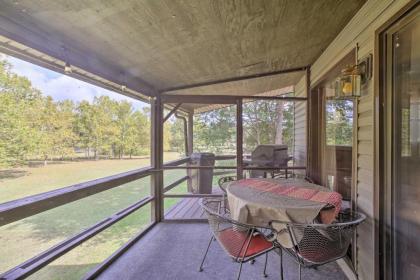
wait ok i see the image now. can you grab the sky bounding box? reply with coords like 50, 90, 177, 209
3, 54, 147, 110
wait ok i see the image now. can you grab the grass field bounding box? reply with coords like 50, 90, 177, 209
0, 152, 189, 279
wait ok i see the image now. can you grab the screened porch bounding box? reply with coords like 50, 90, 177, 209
1, 1, 418, 280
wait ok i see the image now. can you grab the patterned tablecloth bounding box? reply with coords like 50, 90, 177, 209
226, 178, 342, 247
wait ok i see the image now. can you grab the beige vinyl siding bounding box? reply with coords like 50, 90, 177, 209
293, 76, 307, 172
295, 0, 412, 279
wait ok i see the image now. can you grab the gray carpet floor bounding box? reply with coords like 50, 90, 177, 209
95, 223, 348, 280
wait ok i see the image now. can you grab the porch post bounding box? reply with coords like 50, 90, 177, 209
236, 99, 243, 179
305, 66, 311, 178
151, 96, 164, 222
187, 112, 194, 156
186, 111, 194, 192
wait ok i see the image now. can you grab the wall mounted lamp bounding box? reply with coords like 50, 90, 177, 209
335, 54, 372, 99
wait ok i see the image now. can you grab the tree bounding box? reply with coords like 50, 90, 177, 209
75, 101, 95, 158
75, 98, 151, 159
0, 92, 38, 166
36, 96, 59, 165
55, 100, 78, 159
189, 100, 295, 155
115, 101, 134, 158
274, 101, 284, 144
169, 117, 186, 154
243, 100, 277, 151
126, 110, 150, 157
325, 100, 353, 146
194, 106, 236, 153
163, 121, 172, 152
0, 57, 155, 167
0, 59, 43, 167
242, 100, 294, 153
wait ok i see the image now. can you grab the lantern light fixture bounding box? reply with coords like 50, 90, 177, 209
335, 64, 361, 98
335, 54, 372, 99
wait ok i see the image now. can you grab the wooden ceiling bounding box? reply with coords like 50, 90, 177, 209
0, 0, 366, 104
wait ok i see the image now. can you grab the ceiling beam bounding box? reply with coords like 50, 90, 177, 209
161, 94, 307, 105
0, 43, 153, 104
160, 66, 309, 93
0, 29, 158, 98
162, 95, 237, 104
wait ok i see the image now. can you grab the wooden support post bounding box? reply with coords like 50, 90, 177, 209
186, 111, 194, 192
187, 112, 194, 156
305, 66, 311, 178
236, 99, 243, 179
151, 96, 164, 222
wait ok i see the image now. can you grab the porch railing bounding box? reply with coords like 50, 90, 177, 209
0, 155, 305, 279
0, 157, 188, 279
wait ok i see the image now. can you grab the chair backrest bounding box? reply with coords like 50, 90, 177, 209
200, 197, 249, 235
200, 198, 269, 260
281, 211, 366, 266
217, 176, 237, 194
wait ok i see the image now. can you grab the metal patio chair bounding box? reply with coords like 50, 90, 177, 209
217, 175, 236, 209
270, 210, 366, 280
218, 175, 237, 194
199, 197, 279, 280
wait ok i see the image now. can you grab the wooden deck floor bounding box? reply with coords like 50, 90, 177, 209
165, 197, 206, 220
164, 188, 223, 220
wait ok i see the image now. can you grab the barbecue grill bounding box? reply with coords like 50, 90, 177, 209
244, 144, 292, 178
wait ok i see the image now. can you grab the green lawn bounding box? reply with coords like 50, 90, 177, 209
0, 152, 189, 279
1, 156, 156, 203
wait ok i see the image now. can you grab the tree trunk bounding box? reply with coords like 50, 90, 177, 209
275, 101, 284, 144
95, 139, 99, 160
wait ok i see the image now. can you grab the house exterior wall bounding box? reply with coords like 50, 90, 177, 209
293, 78, 307, 172
294, 0, 412, 279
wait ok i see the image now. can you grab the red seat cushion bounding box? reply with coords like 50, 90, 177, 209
218, 228, 273, 259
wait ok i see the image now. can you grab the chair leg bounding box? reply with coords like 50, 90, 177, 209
279, 248, 283, 280
263, 252, 268, 277
298, 263, 301, 280
237, 261, 244, 280
198, 236, 214, 272
236, 229, 254, 280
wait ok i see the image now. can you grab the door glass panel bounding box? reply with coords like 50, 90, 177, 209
392, 13, 420, 280
324, 99, 354, 200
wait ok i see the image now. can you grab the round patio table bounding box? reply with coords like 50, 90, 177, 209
226, 178, 342, 247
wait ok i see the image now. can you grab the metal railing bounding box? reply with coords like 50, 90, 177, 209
0, 154, 307, 279
161, 155, 307, 222
0, 156, 195, 279
0, 165, 159, 280
162, 163, 307, 200
0, 166, 155, 227
1, 197, 154, 280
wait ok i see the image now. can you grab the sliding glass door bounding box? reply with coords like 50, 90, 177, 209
384, 5, 420, 279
